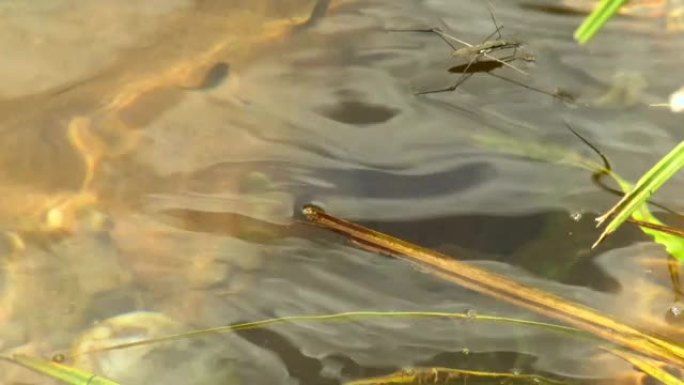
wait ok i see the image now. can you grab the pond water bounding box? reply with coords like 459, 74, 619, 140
1, 0, 683, 384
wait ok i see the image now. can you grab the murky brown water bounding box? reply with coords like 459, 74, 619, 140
1, 0, 683, 384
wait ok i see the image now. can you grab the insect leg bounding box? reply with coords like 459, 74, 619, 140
388, 27, 458, 50
485, 0, 504, 40
479, 27, 503, 46
416, 72, 475, 95
428, 28, 474, 48
485, 71, 568, 100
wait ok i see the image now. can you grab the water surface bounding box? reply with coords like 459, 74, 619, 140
1, 0, 683, 384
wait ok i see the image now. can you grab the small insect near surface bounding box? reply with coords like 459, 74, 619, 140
389, 2, 555, 97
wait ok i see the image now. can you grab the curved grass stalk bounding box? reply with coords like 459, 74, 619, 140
8, 310, 682, 385
67, 311, 586, 358
62, 310, 683, 384
574, 0, 629, 44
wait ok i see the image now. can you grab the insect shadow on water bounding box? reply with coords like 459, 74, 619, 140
389, 2, 573, 101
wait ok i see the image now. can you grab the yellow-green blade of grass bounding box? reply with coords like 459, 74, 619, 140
574, 0, 628, 44
345, 367, 570, 385
4, 355, 120, 385
610, 349, 684, 385
610, 174, 684, 260
594, 140, 684, 248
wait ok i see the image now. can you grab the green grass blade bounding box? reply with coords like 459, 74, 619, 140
4, 355, 120, 385
574, 0, 628, 44
609, 174, 684, 260
594, 141, 684, 248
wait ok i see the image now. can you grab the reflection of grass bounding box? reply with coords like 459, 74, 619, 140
574, 0, 628, 44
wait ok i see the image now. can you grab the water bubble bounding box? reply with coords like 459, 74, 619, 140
511, 368, 521, 376
461, 347, 470, 355
51, 353, 66, 363
665, 303, 684, 325
465, 309, 477, 319
570, 212, 583, 222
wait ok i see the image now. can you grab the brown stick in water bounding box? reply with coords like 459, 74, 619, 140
301, 204, 684, 368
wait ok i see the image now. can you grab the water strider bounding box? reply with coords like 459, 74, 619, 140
390, 2, 536, 95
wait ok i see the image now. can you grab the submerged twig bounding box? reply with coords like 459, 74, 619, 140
626, 219, 684, 238
301, 205, 684, 368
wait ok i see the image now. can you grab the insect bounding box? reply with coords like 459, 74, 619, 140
390, 3, 538, 95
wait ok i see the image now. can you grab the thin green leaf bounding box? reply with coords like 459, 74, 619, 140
574, 0, 629, 44
71, 310, 684, 376
594, 141, 684, 248
4, 354, 120, 385
609, 174, 684, 260
67, 311, 590, 358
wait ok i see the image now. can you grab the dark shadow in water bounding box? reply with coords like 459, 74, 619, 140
188, 62, 230, 90
292, 0, 332, 32
236, 326, 339, 385
292, 162, 494, 198
236, 326, 582, 385
316, 100, 399, 125
518, 3, 589, 17
448, 60, 505, 74
158, 209, 297, 243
